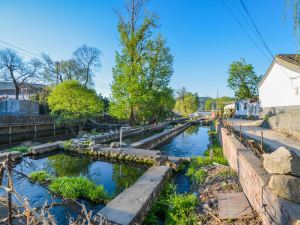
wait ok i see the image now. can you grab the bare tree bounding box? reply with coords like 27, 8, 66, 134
73, 44, 101, 87
0, 48, 42, 100
41, 53, 63, 84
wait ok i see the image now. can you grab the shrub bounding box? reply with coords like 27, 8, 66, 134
29, 171, 52, 183
8, 146, 29, 153
49, 176, 109, 203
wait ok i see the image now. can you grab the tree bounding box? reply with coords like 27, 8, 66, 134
0, 48, 42, 99
205, 98, 214, 111
174, 88, 199, 117
47, 80, 103, 130
42, 45, 101, 87
109, 0, 157, 125
227, 58, 261, 100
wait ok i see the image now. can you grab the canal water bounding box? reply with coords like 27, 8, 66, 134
158, 125, 210, 194
2, 153, 146, 224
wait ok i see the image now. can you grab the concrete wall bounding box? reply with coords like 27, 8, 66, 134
259, 62, 300, 108
131, 122, 191, 149
261, 106, 300, 139
220, 127, 300, 225
0, 100, 39, 115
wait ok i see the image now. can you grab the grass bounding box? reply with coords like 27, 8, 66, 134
48, 176, 110, 203
8, 146, 29, 153
29, 171, 52, 183
143, 184, 198, 225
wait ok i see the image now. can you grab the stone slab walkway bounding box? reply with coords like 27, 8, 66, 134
229, 119, 300, 156
95, 166, 170, 225
218, 192, 253, 219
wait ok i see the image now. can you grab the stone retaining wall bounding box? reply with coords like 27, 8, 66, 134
130, 122, 191, 149
220, 127, 300, 225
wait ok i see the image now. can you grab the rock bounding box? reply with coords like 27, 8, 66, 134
268, 175, 300, 203
263, 147, 300, 176
110, 142, 127, 148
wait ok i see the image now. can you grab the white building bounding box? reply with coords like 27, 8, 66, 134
235, 99, 260, 118
259, 54, 300, 114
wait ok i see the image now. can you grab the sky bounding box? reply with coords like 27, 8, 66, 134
0, 0, 297, 98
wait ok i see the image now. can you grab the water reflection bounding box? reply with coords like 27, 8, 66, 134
159, 125, 210, 157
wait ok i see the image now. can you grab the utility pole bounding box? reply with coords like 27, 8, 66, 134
55, 61, 60, 84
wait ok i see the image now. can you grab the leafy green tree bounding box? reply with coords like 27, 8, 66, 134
174, 88, 199, 116
110, 0, 174, 125
227, 58, 261, 100
48, 80, 103, 130
204, 98, 214, 111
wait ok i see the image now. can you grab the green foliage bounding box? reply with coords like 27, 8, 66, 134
227, 58, 262, 100
165, 193, 198, 225
49, 176, 109, 203
204, 98, 214, 111
8, 146, 29, 153
174, 88, 199, 116
110, 2, 174, 125
63, 140, 73, 150
143, 184, 198, 225
29, 171, 52, 183
48, 80, 103, 129
186, 167, 207, 185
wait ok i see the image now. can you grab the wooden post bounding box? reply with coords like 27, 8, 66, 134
261, 130, 264, 153
210, 131, 214, 160
240, 124, 242, 142
53, 122, 56, 137
7, 154, 13, 225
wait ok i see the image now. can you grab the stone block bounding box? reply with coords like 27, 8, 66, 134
268, 175, 300, 203
263, 147, 300, 176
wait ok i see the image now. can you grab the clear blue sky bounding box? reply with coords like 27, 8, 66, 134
0, 0, 297, 97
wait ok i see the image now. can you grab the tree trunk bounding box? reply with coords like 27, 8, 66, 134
15, 86, 20, 100
129, 107, 135, 126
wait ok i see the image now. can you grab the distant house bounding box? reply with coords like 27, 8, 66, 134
0, 82, 45, 100
223, 103, 235, 117
234, 99, 260, 118
259, 54, 300, 115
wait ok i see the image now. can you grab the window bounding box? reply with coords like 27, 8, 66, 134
243, 103, 247, 110
236, 102, 240, 110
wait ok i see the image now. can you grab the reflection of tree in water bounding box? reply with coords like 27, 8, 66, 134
112, 164, 145, 196
47, 154, 90, 177
184, 126, 199, 135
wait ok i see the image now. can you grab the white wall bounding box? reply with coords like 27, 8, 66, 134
259, 62, 300, 108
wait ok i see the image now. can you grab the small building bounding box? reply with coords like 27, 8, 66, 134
0, 82, 45, 100
258, 54, 300, 138
259, 54, 300, 114
234, 99, 260, 118
223, 103, 235, 118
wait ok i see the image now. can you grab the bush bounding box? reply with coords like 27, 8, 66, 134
8, 146, 29, 153
29, 171, 52, 183
49, 176, 109, 203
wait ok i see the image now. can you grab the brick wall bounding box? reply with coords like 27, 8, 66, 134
220, 126, 300, 225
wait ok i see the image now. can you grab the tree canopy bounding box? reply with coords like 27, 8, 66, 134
0, 48, 42, 99
42, 44, 101, 87
227, 58, 261, 100
109, 0, 174, 125
47, 80, 103, 129
174, 88, 199, 116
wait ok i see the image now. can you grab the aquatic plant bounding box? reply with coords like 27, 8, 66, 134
143, 184, 198, 225
29, 171, 52, 183
49, 176, 109, 203
8, 146, 29, 153
186, 168, 207, 185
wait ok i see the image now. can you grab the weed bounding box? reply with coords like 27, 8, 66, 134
29, 171, 52, 183
49, 176, 109, 203
8, 146, 29, 153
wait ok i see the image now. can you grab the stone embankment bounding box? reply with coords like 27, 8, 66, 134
131, 122, 191, 149
94, 166, 171, 225
219, 125, 300, 225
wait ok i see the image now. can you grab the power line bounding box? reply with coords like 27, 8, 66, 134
222, 0, 272, 62
0, 39, 42, 58
238, 0, 274, 59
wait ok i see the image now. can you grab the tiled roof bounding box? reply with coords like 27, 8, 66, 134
277, 54, 300, 67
